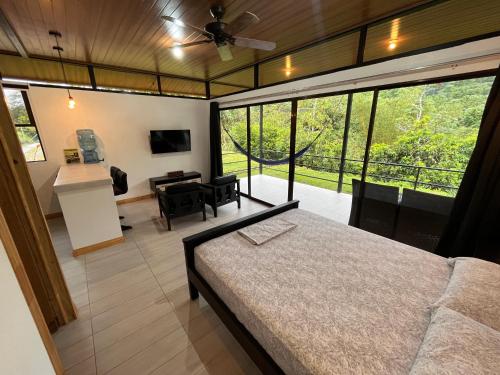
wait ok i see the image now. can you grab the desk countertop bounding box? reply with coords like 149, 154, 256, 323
54, 163, 112, 193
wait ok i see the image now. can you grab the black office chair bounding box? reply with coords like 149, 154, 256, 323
110, 166, 132, 230
349, 179, 400, 238
394, 189, 454, 252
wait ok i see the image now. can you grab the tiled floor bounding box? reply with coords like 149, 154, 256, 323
50, 197, 266, 375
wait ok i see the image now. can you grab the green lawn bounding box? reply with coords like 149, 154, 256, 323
222, 151, 456, 197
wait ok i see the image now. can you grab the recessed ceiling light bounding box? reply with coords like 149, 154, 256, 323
388, 40, 397, 50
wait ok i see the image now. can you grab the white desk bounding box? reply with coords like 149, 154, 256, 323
54, 164, 123, 256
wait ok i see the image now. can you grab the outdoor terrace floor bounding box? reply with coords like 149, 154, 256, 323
240, 174, 352, 224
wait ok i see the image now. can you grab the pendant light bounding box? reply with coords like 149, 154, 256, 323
49, 30, 75, 109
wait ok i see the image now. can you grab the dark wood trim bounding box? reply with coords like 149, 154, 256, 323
288, 99, 298, 201
183, 201, 298, 374
20, 90, 47, 162
246, 107, 252, 196
357, 26, 367, 64
205, 81, 211, 99
156, 75, 162, 95
354, 89, 379, 227
337, 93, 353, 192
361, 90, 379, 183
254, 64, 259, 89
88, 65, 97, 90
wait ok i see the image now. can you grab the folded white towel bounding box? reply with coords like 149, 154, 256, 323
237, 217, 297, 245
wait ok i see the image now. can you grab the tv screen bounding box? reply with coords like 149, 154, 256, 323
150, 130, 191, 154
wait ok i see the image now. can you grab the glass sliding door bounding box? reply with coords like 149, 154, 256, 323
293, 95, 349, 221
249, 102, 292, 205
367, 77, 494, 196
220, 108, 249, 194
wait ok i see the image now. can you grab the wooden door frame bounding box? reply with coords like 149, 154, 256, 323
0, 207, 64, 374
0, 87, 75, 331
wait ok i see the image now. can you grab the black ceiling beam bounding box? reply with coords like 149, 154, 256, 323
0, 9, 28, 58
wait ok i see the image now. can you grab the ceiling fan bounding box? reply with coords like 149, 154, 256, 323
161, 5, 276, 61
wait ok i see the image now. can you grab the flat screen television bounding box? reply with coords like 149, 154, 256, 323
150, 130, 191, 154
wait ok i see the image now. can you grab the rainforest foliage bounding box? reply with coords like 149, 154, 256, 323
221, 77, 494, 195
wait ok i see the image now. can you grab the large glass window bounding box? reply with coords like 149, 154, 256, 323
218, 75, 494, 220
367, 77, 494, 196
4, 88, 46, 162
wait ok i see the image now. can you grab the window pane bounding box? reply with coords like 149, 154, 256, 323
4, 89, 30, 124
367, 77, 494, 196
295, 95, 348, 191
342, 91, 374, 193
221, 108, 249, 193
15, 126, 46, 162
250, 102, 291, 205
293, 95, 350, 222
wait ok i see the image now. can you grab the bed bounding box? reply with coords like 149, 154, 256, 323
182, 201, 500, 375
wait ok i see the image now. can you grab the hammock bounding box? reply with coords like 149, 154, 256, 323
222, 123, 328, 166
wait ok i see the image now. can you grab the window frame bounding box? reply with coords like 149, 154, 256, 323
4, 86, 47, 163
219, 70, 496, 206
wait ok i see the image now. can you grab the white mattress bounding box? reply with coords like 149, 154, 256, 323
195, 209, 451, 375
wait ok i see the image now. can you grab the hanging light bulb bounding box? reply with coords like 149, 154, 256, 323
50, 30, 77, 109
68, 94, 76, 109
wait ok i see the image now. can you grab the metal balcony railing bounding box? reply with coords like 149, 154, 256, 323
222, 149, 465, 193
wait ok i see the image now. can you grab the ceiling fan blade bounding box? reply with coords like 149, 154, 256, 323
233, 37, 276, 51
161, 15, 213, 38
171, 40, 212, 49
216, 44, 233, 61
225, 11, 259, 35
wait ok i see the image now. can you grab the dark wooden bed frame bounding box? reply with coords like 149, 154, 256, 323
182, 200, 299, 374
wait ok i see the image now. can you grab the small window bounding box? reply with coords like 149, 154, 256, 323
3, 88, 46, 162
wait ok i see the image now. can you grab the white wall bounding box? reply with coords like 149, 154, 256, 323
0, 238, 55, 375
27, 88, 210, 214
217, 36, 500, 107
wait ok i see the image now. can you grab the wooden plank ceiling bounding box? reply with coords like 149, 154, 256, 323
0, 0, 430, 81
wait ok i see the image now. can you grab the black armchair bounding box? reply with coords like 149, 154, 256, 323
157, 183, 206, 231
201, 175, 241, 217
394, 189, 454, 252
348, 179, 400, 238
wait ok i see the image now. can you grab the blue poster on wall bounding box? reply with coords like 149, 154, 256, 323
76, 129, 102, 164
